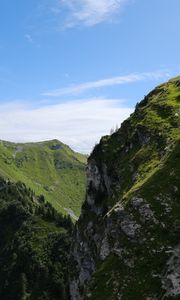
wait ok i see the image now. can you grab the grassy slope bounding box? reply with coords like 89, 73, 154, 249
0, 139, 86, 216
91, 76, 180, 205
84, 77, 180, 299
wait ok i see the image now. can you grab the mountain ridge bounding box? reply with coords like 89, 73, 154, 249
0, 76, 180, 299
0, 139, 87, 217
70, 76, 180, 299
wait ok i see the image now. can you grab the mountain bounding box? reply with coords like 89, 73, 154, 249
70, 76, 180, 299
0, 177, 72, 300
0, 139, 86, 218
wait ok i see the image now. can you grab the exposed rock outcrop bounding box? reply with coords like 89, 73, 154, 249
70, 77, 180, 300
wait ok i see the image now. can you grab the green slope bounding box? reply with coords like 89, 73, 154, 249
71, 76, 180, 299
0, 139, 86, 217
91, 76, 180, 203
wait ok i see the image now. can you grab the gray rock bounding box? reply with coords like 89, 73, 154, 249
120, 219, 141, 238
162, 245, 180, 297
100, 233, 110, 260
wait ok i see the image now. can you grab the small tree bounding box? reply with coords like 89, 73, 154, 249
115, 124, 119, 132
19, 273, 28, 300
110, 127, 114, 135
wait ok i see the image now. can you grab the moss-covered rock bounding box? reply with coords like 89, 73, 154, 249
70, 77, 180, 300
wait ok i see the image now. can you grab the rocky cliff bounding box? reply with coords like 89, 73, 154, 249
70, 77, 180, 300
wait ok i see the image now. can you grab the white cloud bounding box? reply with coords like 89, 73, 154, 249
42, 71, 170, 97
25, 34, 33, 43
0, 98, 132, 153
61, 0, 127, 27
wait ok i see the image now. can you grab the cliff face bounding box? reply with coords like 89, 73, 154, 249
70, 77, 180, 300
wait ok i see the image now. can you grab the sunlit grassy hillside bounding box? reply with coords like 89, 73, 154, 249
0, 139, 87, 217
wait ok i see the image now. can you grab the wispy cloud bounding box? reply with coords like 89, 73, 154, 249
42, 71, 170, 97
0, 98, 132, 153
25, 34, 33, 43
61, 0, 128, 27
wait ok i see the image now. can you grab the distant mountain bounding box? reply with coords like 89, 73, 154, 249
70, 76, 180, 299
0, 139, 86, 218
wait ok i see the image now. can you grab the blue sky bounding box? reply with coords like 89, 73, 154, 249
0, 0, 180, 153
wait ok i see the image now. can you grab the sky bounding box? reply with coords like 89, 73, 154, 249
0, 0, 180, 153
